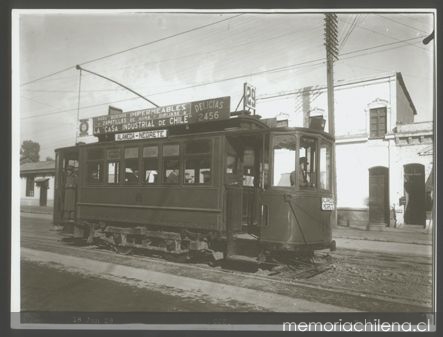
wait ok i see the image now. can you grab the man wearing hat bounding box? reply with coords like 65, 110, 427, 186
63, 165, 78, 222
298, 157, 309, 187
289, 157, 309, 187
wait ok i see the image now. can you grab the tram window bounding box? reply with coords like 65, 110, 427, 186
143, 145, 159, 184
163, 144, 180, 184
185, 158, 211, 184
184, 140, 211, 184
299, 136, 317, 188
107, 161, 120, 184
106, 149, 121, 184
272, 135, 297, 187
55, 153, 60, 189
26, 176, 34, 196
87, 149, 104, 184
320, 141, 331, 190
243, 148, 255, 186
225, 139, 241, 185
124, 147, 139, 185
226, 155, 238, 182
87, 162, 103, 184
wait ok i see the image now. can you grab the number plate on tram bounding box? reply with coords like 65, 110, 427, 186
321, 197, 335, 211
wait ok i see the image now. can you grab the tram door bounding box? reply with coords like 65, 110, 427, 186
54, 150, 79, 226
225, 136, 261, 236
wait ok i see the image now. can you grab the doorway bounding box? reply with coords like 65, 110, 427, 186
225, 135, 263, 233
369, 166, 389, 226
404, 163, 426, 226
38, 179, 48, 206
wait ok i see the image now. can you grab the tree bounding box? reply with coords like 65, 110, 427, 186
20, 140, 40, 164
45, 156, 54, 161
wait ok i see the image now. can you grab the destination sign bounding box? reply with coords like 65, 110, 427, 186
93, 96, 230, 135
115, 130, 168, 141
321, 197, 335, 211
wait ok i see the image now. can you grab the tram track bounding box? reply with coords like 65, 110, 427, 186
22, 231, 433, 282
21, 230, 433, 312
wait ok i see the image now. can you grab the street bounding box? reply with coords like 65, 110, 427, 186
18, 213, 433, 314
21, 259, 261, 312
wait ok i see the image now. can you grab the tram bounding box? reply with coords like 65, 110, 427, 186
54, 96, 336, 265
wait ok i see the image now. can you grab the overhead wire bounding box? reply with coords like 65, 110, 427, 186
22, 22, 325, 98
20, 13, 243, 87
256, 35, 428, 102
21, 30, 327, 117
339, 15, 358, 50
21, 34, 426, 121
338, 16, 431, 53
108, 22, 324, 75
376, 14, 429, 34
82, 23, 325, 96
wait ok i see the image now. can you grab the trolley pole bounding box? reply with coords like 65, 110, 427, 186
75, 68, 82, 144
75, 65, 159, 108
324, 13, 338, 227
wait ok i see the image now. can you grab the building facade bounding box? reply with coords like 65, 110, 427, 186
20, 161, 55, 207
258, 72, 434, 228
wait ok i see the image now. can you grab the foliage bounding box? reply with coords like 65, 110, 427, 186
20, 140, 40, 164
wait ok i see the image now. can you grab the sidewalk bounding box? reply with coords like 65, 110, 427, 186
334, 237, 432, 257
333, 225, 432, 246
20, 205, 53, 215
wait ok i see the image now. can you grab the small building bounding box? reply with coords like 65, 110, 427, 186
20, 160, 55, 207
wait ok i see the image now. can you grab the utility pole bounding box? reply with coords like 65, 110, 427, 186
324, 13, 339, 226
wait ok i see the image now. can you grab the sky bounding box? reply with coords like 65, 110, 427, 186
14, 10, 435, 160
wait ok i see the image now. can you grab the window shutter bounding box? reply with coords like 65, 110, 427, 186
369, 107, 387, 138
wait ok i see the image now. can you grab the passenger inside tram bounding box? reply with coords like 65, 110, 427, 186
201, 170, 211, 183
145, 170, 158, 183
166, 169, 179, 183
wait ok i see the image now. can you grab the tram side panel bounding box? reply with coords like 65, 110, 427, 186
75, 137, 226, 234
77, 186, 223, 231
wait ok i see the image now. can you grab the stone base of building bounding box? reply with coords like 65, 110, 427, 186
367, 222, 387, 231
20, 198, 54, 207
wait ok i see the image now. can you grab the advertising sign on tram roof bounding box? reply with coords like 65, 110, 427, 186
93, 96, 230, 135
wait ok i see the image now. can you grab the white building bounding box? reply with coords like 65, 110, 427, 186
20, 161, 55, 207
258, 72, 434, 228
